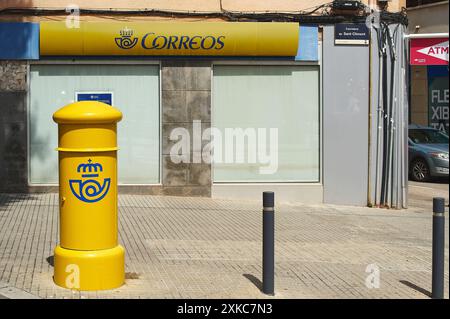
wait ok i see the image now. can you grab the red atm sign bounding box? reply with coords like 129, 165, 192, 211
410, 38, 449, 65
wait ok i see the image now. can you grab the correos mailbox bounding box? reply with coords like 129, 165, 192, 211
52, 101, 125, 291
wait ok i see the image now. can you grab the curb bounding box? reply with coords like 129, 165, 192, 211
0, 281, 40, 299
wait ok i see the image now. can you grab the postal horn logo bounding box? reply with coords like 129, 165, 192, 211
115, 27, 138, 49
69, 159, 111, 203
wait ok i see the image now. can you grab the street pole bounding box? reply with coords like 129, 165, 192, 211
432, 197, 445, 299
262, 191, 274, 295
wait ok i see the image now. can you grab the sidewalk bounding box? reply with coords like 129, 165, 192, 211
0, 193, 448, 299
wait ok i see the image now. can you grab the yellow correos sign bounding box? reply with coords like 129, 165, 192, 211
40, 22, 299, 56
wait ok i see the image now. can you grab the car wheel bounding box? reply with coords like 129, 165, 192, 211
411, 158, 430, 182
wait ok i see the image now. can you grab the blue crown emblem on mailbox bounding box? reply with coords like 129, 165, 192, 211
77, 160, 103, 174
69, 159, 111, 203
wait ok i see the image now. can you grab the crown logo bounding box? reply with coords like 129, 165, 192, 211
119, 27, 133, 37
69, 159, 111, 203
115, 27, 138, 49
77, 159, 103, 176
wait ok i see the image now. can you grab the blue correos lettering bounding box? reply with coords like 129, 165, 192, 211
141, 32, 155, 49
201, 36, 216, 50
138, 32, 225, 50
215, 36, 225, 50
189, 36, 202, 50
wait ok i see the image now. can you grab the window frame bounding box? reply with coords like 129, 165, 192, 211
26, 59, 162, 186
211, 57, 323, 185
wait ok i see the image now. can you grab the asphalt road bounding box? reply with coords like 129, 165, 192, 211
408, 178, 449, 211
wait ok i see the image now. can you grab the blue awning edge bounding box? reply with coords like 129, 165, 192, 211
0, 22, 39, 60
296, 25, 319, 61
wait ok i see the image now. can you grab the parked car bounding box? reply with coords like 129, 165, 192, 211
408, 124, 449, 182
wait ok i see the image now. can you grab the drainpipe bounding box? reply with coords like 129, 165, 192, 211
374, 25, 385, 207
402, 28, 409, 209
368, 28, 373, 207
366, 0, 380, 207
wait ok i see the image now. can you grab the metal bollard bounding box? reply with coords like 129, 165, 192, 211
262, 191, 275, 295
432, 197, 445, 299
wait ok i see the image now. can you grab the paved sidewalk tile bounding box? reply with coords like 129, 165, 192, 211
0, 193, 448, 299
0, 286, 40, 299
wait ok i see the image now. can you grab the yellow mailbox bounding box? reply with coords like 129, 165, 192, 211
52, 101, 125, 291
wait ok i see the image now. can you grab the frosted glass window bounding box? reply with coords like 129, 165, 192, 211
212, 65, 319, 182
29, 64, 160, 184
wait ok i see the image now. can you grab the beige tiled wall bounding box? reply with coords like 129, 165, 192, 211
0, 0, 407, 17
410, 65, 429, 126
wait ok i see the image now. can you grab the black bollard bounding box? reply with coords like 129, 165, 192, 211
262, 191, 274, 295
432, 197, 445, 299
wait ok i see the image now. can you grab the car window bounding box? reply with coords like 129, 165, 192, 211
409, 129, 449, 144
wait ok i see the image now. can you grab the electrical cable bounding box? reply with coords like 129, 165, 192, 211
0, 3, 408, 25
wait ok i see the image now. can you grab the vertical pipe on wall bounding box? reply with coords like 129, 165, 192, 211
380, 23, 389, 207
400, 65, 406, 208
402, 27, 409, 208
367, 0, 379, 207
372, 23, 408, 209
394, 26, 404, 209
367, 28, 373, 207
394, 25, 409, 209
387, 25, 398, 208
374, 26, 385, 207
393, 24, 408, 209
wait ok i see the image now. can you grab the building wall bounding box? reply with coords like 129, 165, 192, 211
0, 0, 407, 13
410, 65, 429, 126
322, 26, 370, 206
0, 9, 409, 205
161, 61, 211, 197
0, 61, 28, 192
407, 1, 449, 34
0, 60, 213, 196
0, 61, 213, 196
407, 1, 449, 128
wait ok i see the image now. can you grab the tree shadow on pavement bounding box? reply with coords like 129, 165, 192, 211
243, 274, 262, 292
400, 280, 431, 298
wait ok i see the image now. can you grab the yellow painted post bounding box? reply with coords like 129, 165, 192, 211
52, 101, 125, 291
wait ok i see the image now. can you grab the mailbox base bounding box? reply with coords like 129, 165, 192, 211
53, 245, 125, 291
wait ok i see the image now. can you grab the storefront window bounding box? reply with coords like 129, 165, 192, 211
29, 64, 160, 184
212, 65, 320, 182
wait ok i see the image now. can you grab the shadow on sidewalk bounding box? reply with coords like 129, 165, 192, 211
0, 193, 36, 211
399, 280, 431, 298
243, 274, 262, 292
46, 256, 54, 268
419, 177, 450, 185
